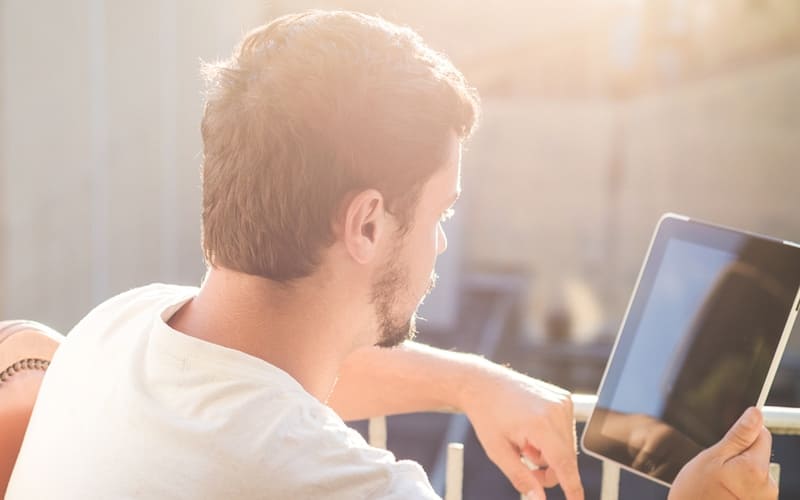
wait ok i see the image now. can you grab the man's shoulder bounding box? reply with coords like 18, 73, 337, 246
91, 282, 197, 315
67, 283, 196, 334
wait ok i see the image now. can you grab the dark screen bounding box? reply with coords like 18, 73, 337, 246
583, 217, 800, 484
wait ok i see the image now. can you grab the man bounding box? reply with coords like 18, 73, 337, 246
7, 11, 777, 500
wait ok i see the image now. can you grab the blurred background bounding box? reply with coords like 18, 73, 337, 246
2, 0, 799, 498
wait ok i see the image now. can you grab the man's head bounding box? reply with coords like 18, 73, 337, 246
200, 11, 478, 346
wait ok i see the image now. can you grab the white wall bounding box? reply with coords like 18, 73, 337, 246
1, 0, 268, 331
464, 56, 800, 352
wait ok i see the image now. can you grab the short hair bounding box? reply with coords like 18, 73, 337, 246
200, 10, 479, 282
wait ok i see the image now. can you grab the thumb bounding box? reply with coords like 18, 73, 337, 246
714, 407, 763, 459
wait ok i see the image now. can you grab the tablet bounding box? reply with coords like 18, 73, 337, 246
581, 213, 800, 486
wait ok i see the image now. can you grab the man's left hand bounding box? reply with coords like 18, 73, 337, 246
458, 365, 584, 500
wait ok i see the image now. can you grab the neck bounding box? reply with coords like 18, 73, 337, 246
167, 266, 369, 402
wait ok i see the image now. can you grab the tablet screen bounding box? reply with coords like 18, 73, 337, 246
582, 216, 800, 484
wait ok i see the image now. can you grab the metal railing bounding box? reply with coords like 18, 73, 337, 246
368, 394, 800, 500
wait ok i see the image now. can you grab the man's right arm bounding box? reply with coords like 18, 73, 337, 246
669, 407, 778, 500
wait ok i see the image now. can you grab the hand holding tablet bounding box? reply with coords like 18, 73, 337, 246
582, 214, 800, 486
670, 407, 777, 500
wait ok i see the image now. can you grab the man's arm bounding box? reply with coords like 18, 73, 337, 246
328, 341, 584, 500
328, 341, 477, 419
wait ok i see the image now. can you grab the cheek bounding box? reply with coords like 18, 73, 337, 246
407, 224, 440, 281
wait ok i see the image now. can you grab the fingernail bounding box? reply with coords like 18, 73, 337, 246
525, 491, 540, 500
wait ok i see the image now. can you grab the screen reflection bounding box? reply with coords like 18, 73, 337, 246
594, 230, 800, 483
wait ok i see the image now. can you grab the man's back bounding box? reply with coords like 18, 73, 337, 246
6, 284, 436, 499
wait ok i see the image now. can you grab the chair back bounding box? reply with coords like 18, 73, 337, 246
0, 320, 62, 498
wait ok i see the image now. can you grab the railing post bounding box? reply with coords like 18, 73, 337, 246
368, 416, 387, 450
445, 442, 464, 500
601, 461, 620, 500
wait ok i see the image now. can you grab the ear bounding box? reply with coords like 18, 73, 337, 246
341, 189, 386, 264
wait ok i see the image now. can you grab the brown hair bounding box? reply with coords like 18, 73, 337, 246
201, 10, 479, 282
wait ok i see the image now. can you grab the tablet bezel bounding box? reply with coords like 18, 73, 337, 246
581, 213, 800, 487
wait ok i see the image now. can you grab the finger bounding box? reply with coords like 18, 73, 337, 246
520, 444, 543, 464
532, 423, 584, 500
720, 427, 775, 499
731, 426, 772, 467
492, 442, 547, 497
630, 424, 672, 472
631, 450, 656, 473
521, 446, 557, 488
542, 465, 559, 488
548, 402, 584, 500
714, 407, 763, 459
523, 481, 546, 500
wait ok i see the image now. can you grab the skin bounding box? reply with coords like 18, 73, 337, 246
670, 408, 778, 500
168, 131, 776, 500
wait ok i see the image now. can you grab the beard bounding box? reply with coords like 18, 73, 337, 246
371, 251, 438, 349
